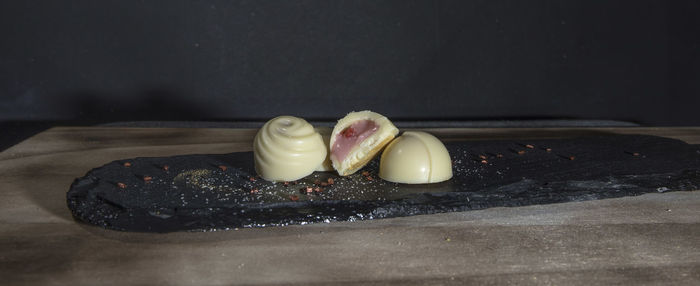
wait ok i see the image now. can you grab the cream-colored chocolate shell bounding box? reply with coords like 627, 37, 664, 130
330, 110, 398, 176
379, 131, 453, 184
254, 116, 326, 181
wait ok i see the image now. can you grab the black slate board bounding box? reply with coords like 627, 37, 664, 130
67, 135, 700, 232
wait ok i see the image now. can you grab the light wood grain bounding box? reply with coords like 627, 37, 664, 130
1, 127, 699, 285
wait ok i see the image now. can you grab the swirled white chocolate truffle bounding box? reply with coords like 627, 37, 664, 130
379, 131, 452, 184
330, 111, 398, 176
254, 116, 326, 181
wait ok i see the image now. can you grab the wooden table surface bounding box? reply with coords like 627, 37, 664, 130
1, 127, 699, 285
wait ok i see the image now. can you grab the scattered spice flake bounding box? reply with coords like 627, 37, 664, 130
143, 176, 153, 182
327, 178, 334, 185
249, 176, 256, 182
496, 154, 504, 158
300, 187, 313, 194
283, 181, 290, 186
362, 171, 370, 176
314, 187, 323, 193
218, 165, 227, 171
250, 188, 259, 194
568, 156, 576, 161
162, 165, 170, 171
289, 195, 299, 201
525, 144, 534, 149
478, 155, 487, 160
314, 179, 321, 185
123, 162, 132, 167
117, 182, 127, 189
366, 176, 374, 181
480, 160, 488, 164
517, 150, 526, 155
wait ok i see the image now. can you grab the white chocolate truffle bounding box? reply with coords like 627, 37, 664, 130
330, 110, 398, 176
379, 131, 453, 184
254, 116, 327, 181
315, 127, 334, 172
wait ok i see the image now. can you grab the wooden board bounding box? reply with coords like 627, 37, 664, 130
1, 127, 700, 285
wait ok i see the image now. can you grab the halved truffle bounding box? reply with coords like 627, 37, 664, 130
330, 111, 399, 176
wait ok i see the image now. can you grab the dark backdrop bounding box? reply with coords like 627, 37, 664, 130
1, 0, 698, 125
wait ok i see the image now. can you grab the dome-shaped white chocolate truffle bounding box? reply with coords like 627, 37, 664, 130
379, 131, 452, 184
254, 116, 326, 181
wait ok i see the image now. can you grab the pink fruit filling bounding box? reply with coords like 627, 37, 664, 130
331, 120, 379, 162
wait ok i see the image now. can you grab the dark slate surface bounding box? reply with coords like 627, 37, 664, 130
67, 135, 700, 232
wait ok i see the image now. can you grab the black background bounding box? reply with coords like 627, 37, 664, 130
1, 0, 698, 125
